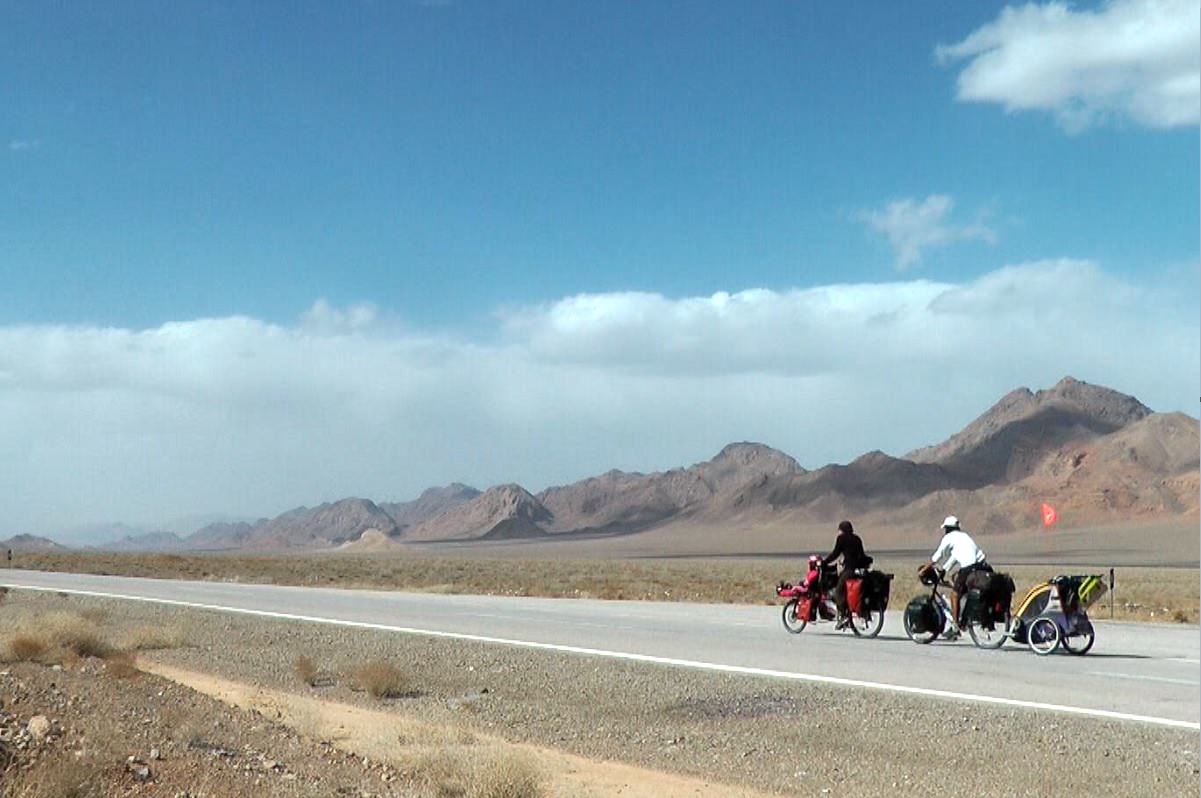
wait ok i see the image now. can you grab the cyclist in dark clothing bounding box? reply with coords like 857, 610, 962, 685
823, 520, 872, 628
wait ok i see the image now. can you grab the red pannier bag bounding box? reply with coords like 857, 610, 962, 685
846, 578, 864, 615
796, 596, 815, 621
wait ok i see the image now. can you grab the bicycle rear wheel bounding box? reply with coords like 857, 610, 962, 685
967, 611, 1010, 650
850, 609, 885, 638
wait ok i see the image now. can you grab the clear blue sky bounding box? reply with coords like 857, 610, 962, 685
2, 2, 1198, 535
3, 1, 1196, 329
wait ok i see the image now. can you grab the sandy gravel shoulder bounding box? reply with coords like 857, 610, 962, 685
3, 590, 1198, 798
143, 660, 772, 798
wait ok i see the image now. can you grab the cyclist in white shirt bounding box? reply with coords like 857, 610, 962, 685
927, 515, 992, 638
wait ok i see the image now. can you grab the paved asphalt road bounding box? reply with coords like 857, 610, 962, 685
3, 569, 1197, 729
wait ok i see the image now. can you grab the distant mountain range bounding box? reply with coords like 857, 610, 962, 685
20, 377, 1200, 553
0, 533, 70, 554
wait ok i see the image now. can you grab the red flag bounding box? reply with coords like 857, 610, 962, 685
1041, 502, 1058, 527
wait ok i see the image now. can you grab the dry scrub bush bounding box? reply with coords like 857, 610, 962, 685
347, 660, 409, 699
294, 655, 318, 686
405, 749, 470, 797
4, 634, 48, 663
2, 612, 124, 666
103, 651, 140, 679
404, 747, 544, 798
118, 624, 185, 651
42, 611, 112, 659
469, 749, 543, 798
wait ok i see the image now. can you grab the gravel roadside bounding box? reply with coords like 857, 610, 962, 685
0, 659, 411, 796
4, 591, 1197, 797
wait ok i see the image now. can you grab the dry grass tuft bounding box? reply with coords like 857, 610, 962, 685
1, 611, 127, 666
4, 634, 49, 663
295, 655, 318, 686
404, 748, 470, 797
103, 651, 139, 679
469, 749, 544, 798
347, 660, 410, 699
78, 607, 107, 624
402, 747, 544, 798
118, 625, 185, 651
42, 611, 113, 659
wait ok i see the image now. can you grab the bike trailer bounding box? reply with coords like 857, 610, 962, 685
1073, 574, 1108, 608
1011, 574, 1106, 643
1014, 574, 1107, 619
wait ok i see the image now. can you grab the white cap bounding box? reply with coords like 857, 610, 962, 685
942, 515, 960, 530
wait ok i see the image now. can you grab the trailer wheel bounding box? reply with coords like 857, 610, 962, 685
1028, 615, 1060, 655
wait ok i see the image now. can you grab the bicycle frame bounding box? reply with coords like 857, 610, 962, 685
929, 577, 1011, 636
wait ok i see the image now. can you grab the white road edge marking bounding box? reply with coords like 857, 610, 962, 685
5, 582, 1198, 732
1168, 658, 1201, 665
1088, 671, 1200, 686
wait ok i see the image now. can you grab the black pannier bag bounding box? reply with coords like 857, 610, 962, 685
848, 569, 891, 613
961, 588, 986, 625
905, 596, 939, 634
984, 572, 1016, 622
861, 570, 893, 611
963, 573, 1016, 629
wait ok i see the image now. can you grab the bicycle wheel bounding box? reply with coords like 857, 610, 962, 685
850, 609, 885, 639
1028, 615, 1060, 655
782, 599, 808, 634
903, 600, 941, 644
1062, 616, 1095, 656
967, 610, 1010, 650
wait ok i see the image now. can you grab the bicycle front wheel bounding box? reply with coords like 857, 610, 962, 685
782, 599, 808, 634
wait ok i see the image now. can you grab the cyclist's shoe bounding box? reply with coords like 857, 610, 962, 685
834, 616, 851, 631
942, 625, 961, 641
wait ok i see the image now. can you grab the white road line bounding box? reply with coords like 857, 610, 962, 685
5, 581, 1198, 733
1089, 671, 1200, 686
1168, 658, 1201, 665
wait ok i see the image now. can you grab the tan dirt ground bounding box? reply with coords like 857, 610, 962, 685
142, 661, 775, 798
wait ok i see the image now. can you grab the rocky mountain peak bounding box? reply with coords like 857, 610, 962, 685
907, 377, 1151, 467
711, 442, 804, 471
1038, 376, 1151, 425
478, 484, 552, 522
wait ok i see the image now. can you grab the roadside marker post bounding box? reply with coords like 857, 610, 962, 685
1109, 567, 1114, 620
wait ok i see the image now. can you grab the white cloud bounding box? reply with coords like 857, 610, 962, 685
299, 299, 380, 334
7, 139, 40, 152
1, 259, 1195, 536
938, 0, 1200, 131
859, 195, 995, 269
